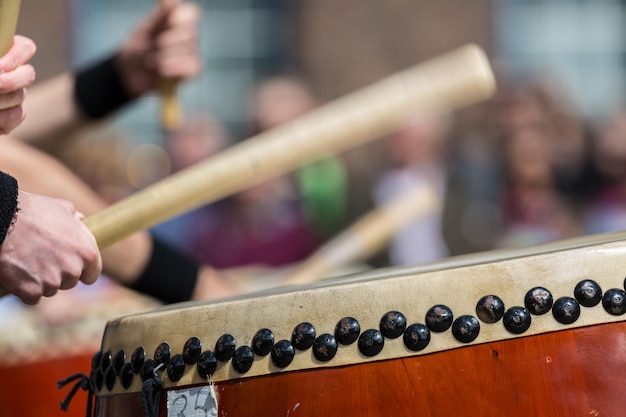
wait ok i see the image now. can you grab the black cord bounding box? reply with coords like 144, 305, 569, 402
58, 372, 93, 417
141, 364, 163, 417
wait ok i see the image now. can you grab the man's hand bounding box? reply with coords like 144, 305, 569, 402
0, 190, 102, 304
116, 1, 203, 97
0, 35, 36, 134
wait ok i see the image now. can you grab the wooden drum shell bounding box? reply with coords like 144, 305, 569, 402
92, 233, 626, 416
95, 321, 626, 416
0, 352, 94, 417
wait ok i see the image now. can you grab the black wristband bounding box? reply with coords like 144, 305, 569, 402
74, 55, 133, 119
129, 237, 199, 304
0, 171, 18, 245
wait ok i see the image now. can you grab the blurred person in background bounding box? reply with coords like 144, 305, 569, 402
372, 114, 451, 266
189, 75, 348, 269
442, 76, 591, 253
497, 127, 580, 248
503, 80, 595, 205
584, 107, 626, 234
441, 100, 505, 255
493, 80, 583, 248
254, 76, 348, 239
151, 113, 229, 256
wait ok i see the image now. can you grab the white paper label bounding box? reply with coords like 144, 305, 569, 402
167, 384, 218, 417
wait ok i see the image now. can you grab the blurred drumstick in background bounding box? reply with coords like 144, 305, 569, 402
159, 0, 180, 131
159, 68, 179, 131
0, 0, 21, 55
85, 44, 496, 249
284, 184, 440, 286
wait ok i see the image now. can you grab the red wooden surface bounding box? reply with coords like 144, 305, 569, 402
96, 321, 626, 417
0, 351, 94, 417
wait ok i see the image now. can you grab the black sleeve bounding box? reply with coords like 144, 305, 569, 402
0, 171, 19, 245
127, 237, 200, 304
73, 55, 133, 119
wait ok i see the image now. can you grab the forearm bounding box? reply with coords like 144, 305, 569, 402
0, 136, 238, 302
10, 73, 85, 145
11, 52, 137, 147
0, 136, 149, 282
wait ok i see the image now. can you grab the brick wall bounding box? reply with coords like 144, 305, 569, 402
294, 0, 493, 99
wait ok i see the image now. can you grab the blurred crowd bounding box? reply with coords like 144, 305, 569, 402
445, 76, 626, 255
59, 71, 626, 275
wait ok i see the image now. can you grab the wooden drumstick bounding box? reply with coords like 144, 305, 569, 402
159, 0, 180, 131
160, 78, 179, 131
0, 0, 21, 56
85, 44, 496, 249
283, 184, 440, 286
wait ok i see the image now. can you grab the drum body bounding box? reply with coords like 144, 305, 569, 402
0, 351, 94, 417
92, 236, 626, 417
0, 284, 157, 417
95, 321, 626, 416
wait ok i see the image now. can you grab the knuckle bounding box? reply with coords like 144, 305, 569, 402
20, 287, 42, 305
60, 268, 80, 289
0, 106, 25, 133
44, 274, 63, 292
25, 65, 36, 84
60, 277, 78, 290
13, 87, 26, 102
21, 295, 39, 305
177, 3, 202, 22
0, 76, 17, 92
59, 199, 77, 213
25, 37, 36, 55
84, 246, 100, 263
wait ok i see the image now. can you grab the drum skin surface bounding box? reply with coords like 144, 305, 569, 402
94, 235, 626, 416
95, 321, 626, 417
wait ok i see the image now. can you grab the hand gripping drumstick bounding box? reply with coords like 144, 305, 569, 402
86, 44, 496, 249
283, 183, 441, 286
